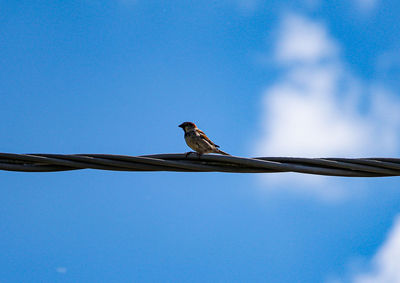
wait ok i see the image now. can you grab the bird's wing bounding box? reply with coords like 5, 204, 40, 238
198, 129, 220, 148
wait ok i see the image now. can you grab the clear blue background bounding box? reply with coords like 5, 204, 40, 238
1, 1, 400, 282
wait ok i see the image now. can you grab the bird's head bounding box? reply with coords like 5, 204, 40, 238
178, 122, 197, 132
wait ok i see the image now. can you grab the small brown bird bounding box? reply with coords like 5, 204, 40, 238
178, 122, 230, 155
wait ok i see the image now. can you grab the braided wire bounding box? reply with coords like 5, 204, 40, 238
1, 153, 400, 177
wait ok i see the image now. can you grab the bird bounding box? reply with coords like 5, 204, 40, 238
178, 122, 230, 156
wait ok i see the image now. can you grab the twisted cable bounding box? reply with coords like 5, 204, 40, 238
1, 153, 400, 177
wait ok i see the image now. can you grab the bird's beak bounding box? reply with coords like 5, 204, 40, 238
178, 123, 184, 128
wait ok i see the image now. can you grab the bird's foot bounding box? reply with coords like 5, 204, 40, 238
185, 151, 202, 158
185, 151, 195, 158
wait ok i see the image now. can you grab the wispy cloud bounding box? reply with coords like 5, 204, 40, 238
118, 0, 138, 5
56, 267, 67, 274
236, 0, 260, 13
275, 14, 339, 64
353, 0, 379, 13
254, 13, 400, 199
332, 216, 400, 283
352, 216, 400, 283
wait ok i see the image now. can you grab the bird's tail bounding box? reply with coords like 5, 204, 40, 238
216, 149, 230, 155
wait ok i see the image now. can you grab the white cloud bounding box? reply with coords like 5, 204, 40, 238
255, 14, 400, 199
328, 216, 400, 282
275, 14, 339, 64
236, 0, 260, 13
302, 0, 321, 10
353, 0, 379, 13
118, 0, 137, 5
351, 215, 400, 283
56, 267, 67, 274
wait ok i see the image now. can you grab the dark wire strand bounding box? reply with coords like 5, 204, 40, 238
0, 153, 399, 177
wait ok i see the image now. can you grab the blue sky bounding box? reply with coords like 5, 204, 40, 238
1, 0, 400, 282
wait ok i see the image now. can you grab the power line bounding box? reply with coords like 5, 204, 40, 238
1, 153, 400, 177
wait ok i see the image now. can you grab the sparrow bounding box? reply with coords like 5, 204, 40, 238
178, 122, 230, 155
